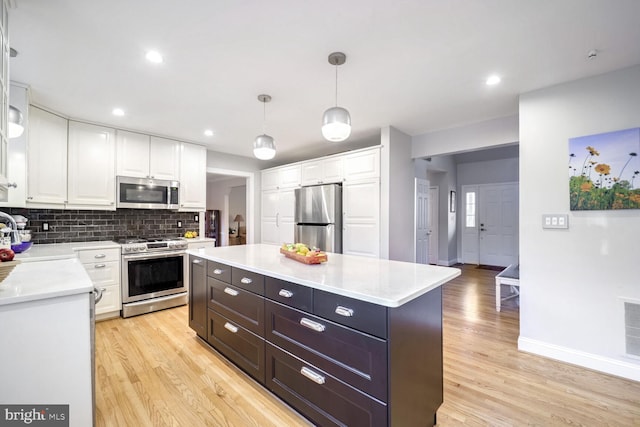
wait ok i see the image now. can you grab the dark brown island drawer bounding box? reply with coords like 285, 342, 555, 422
314, 289, 388, 339
266, 343, 387, 427
208, 278, 264, 336
208, 309, 265, 384
265, 276, 313, 311
207, 260, 231, 283
231, 267, 265, 295
265, 300, 388, 402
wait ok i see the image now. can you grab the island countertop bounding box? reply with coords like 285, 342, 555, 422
187, 244, 460, 307
0, 258, 93, 306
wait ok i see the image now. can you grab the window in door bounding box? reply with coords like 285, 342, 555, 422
465, 191, 476, 227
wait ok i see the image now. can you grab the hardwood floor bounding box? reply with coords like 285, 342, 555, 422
96, 265, 640, 426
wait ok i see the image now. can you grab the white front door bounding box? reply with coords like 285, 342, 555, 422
478, 183, 519, 267
415, 179, 429, 264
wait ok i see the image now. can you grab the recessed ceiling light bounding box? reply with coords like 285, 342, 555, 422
145, 50, 163, 64
486, 75, 501, 86
204, 129, 214, 137
112, 108, 125, 116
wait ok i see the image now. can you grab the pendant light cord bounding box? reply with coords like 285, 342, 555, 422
335, 64, 339, 107
263, 99, 266, 134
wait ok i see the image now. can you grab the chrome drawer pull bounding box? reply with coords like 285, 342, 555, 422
213, 268, 223, 275
94, 264, 106, 269
335, 306, 354, 317
278, 289, 293, 298
300, 317, 326, 332
94, 254, 106, 259
300, 366, 325, 385
223, 322, 238, 333
240, 277, 253, 284
224, 287, 239, 297
192, 259, 203, 265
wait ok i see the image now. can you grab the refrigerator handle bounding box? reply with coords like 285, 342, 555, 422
276, 213, 279, 227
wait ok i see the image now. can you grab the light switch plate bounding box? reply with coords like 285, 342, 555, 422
542, 214, 569, 229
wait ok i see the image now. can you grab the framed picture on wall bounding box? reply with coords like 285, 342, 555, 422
569, 127, 640, 210
450, 190, 456, 213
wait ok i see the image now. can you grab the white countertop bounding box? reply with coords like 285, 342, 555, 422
0, 258, 93, 306
187, 244, 461, 307
15, 241, 121, 262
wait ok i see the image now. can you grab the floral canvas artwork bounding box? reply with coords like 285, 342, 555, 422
569, 127, 640, 210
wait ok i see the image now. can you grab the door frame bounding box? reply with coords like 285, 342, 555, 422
207, 167, 255, 244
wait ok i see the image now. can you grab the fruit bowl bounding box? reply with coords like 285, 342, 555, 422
11, 241, 33, 253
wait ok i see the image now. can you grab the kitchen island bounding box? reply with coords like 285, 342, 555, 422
187, 244, 460, 427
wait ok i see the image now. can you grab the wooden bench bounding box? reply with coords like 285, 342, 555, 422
495, 263, 519, 312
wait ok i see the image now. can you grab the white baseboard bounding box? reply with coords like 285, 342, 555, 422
518, 336, 640, 382
437, 259, 457, 266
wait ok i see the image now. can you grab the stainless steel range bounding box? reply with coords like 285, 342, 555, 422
120, 237, 188, 318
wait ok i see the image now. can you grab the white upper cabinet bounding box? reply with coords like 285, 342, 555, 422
0, 0, 8, 202
27, 106, 68, 207
67, 121, 116, 209
179, 142, 207, 211
262, 164, 301, 190
149, 136, 180, 181
343, 147, 380, 181
116, 131, 180, 180
301, 156, 343, 186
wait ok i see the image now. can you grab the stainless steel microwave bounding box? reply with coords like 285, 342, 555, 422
116, 176, 180, 209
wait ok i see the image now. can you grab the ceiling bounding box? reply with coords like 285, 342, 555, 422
8, 1, 640, 165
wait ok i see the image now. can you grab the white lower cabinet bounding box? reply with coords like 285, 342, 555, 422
261, 189, 295, 245
76, 247, 121, 319
343, 178, 380, 258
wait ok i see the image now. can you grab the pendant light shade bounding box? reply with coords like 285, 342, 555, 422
8, 105, 25, 138
253, 134, 276, 160
322, 52, 351, 142
322, 106, 351, 142
254, 94, 276, 160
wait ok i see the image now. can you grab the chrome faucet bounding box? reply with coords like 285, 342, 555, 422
0, 211, 21, 244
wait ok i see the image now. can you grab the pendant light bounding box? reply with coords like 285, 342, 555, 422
8, 105, 25, 138
322, 52, 351, 142
253, 94, 276, 160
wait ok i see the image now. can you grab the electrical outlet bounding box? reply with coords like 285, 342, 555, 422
542, 214, 569, 229
177, 220, 182, 228
194, 214, 199, 222
42, 222, 49, 231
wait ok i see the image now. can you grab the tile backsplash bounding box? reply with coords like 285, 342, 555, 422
3, 208, 200, 244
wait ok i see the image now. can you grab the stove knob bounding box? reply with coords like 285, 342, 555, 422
123, 247, 130, 253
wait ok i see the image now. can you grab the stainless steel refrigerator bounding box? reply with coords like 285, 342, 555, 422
294, 183, 342, 253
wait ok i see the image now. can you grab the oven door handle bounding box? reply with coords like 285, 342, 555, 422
122, 252, 185, 261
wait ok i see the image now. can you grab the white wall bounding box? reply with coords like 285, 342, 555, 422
426, 155, 457, 265
381, 126, 414, 262
457, 157, 519, 186
207, 177, 247, 246
412, 115, 519, 158
228, 185, 246, 232
519, 65, 640, 380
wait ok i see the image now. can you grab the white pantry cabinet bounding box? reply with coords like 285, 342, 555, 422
179, 142, 207, 211
262, 164, 301, 191
300, 156, 343, 186
343, 147, 380, 181
343, 178, 380, 258
261, 188, 296, 245
67, 121, 116, 209
26, 106, 68, 207
116, 130, 180, 180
